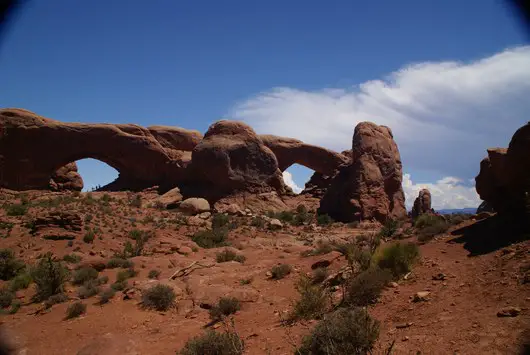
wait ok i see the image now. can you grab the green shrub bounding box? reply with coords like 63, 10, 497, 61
77, 280, 100, 299
83, 230, 95, 244
31, 254, 70, 301
212, 213, 230, 229
209, 297, 240, 320
192, 228, 229, 249
97, 275, 109, 284
106, 257, 133, 269
239, 278, 252, 285
98, 288, 115, 304
63, 254, 82, 264
312, 268, 329, 284
111, 280, 128, 291
270, 264, 292, 280
289, 276, 328, 321
0, 249, 24, 281
72, 267, 98, 285
148, 269, 161, 279
302, 240, 333, 257
142, 284, 176, 311
378, 219, 399, 238
129, 194, 142, 208
333, 241, 371, 271
344, 268, 392, 307
293, 205, 312, 226
44, 293, 68, 309
250, 216, 266, 228
5, 203, 28, 216
216, 249, 246, 263
0, 288, 13, 308
116, 268, 138, 282
9, 271, 32, 292
178, 330, 244, 355
316, 214, 333, 226
65, 301, 86, 319
297, 307, 379, 355
122, 229, 152, 257
374, 242, 419, 279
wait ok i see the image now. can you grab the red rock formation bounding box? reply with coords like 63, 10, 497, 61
188, 121, 286, 198
301, 150, 353, 198
49, 162, 83, 191
260, 135, 350, 175
319, 122, 406, 222
476, 122, 530, 215
411, 189, 432, 218
0, 108, 199, 191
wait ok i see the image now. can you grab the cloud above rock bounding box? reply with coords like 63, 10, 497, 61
233, 46, 530, 208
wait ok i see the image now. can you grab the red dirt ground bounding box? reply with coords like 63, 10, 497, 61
0, 190, 528, 354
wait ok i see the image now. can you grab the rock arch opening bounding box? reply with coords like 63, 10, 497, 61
282, 164, 314, 194
76, 159, 119, 192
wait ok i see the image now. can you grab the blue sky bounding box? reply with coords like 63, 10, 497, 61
1, 0, 528, 208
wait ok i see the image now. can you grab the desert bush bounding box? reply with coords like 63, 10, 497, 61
98, 288, 115, 304
192, 228, 229, 249
142, 284, 176, 311
277, 211, 294, 223
239, 278, 252, 285
289, 276, 328, 321
0, 249, 25, 281
83, 230, 95, 244
0, 288, 13, 308
297, 307, 379, 355
312, 267, 329, 284
116, 268, 138, 282
178, 330, 244, 355
216, 249, 246, 263
106, 257, 134, 269
209, 297, 240, 320
414, 214, 451, 242
301, 240, 333, 257
77, 280, 100, 299
44, 293, 68, 309
31, 254, 70, 301
373, 242, 419, 279
333, 241, 371, 271
212, 213, 230, 229
378, 219, 399, 238
316, 214, 333, 226
4, 203, 28, 216
72, 267, 98, 285
9, 271, 32, 292
62, 254, 82, 264
124, 229, 152, 257
250, 216, 266, 228
148, 269, 161, 279
129, 194, 142, 208
270, 264, 292, 280
344, 267, 392, 307
65, 301, 86, 319
110, 280, 128, 291
97, 275, 109, 284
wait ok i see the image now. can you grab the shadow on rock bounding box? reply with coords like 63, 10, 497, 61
448, 214, 530, 256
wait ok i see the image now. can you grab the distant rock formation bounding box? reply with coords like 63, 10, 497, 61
50, 162, 83, 191
319, 122, 406, 222
0, 108, 200, 191
411, 189, 432, 218
475, 122, 530, 216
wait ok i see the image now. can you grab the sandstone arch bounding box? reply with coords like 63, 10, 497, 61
259, 135, 350, 175
0, 108, 202, 191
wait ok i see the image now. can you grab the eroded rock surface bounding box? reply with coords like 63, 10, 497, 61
411, 189, 432, 218
50, 162, 83, 191
319, 122, 406, 222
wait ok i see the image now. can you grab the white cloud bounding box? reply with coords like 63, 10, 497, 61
231, 46, 530, 208
402, 173, 481, 210
282, 171, 303, 193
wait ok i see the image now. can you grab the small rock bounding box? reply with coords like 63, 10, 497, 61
413, 291, 430, 302
268, 219, 283, 230
497, 307, 521, 317
198, 212, 211, 220
311, 260, 332, 270
179, 198, 210, 215
177, 246, 193, 255
396, 322, 413, 329
265, 271, 273, 278
402, 336, 409, 342
390, 282, 399, 288
432, 273, 446, 281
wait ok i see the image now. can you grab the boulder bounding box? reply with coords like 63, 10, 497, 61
268, 218, 283, 230
189, 121, 286, 198
179, 197, 210, 215
411, 189, 432, 218
32, 211, 83, 233
319, 122, 406, 222
157, 187, 183, 209
476, 201, 494, 214
49, 162, 83, 191
475, 122, 530, 216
